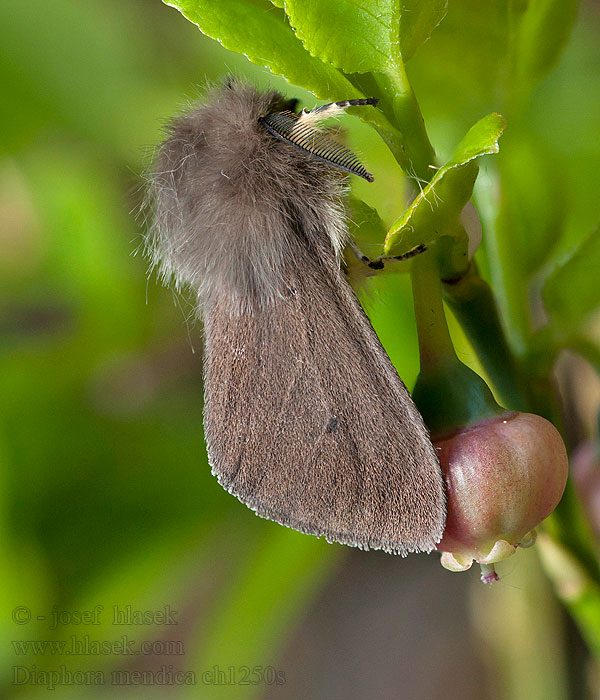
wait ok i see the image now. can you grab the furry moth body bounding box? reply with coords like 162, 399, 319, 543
147, 80, 446, 554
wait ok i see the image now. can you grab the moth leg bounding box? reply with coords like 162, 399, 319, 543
347, 240, 427, 270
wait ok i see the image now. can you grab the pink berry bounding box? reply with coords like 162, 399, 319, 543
435, 411, 568, 582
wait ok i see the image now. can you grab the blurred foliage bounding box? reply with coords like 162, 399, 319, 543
1, 0, 600, 698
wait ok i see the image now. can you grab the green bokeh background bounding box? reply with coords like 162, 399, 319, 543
1, 1, 599, 698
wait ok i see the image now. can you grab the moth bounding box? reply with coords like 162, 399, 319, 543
146, 78, 445, 555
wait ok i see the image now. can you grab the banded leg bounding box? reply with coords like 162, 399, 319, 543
347, 240, 427, 270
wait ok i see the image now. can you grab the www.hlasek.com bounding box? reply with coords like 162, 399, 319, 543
12, 635, 184, 657
12, 665, 286, 690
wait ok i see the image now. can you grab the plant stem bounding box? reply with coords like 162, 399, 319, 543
374, 62, 437, 182
411, 252, 457, 370
411, 252, 503, 436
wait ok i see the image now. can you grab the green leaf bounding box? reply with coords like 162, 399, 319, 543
543, 225, 600, 330
400, 0, 448, 61
448, 112, 506, 167
161, 1, 424, 177
162, 0, 360, 101
384, 113, 505, 268
282, 0, 401, 74
346, 196, 388, 259
383, 161, 477, 266
162, 0, 407, 160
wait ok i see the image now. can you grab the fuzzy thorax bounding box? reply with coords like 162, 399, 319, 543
147, 81, 350, 315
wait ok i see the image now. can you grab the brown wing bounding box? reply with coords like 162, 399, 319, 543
202, 246, 445, 555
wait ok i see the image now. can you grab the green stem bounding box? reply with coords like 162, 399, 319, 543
411, 252, 503, 437
412, 252, 457, 370
374, 61, 437, 182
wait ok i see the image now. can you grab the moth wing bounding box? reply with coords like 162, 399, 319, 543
203, 250, 445, 554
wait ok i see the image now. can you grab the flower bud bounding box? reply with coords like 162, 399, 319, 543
435, 411, 568, 582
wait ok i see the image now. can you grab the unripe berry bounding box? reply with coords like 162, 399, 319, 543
435, 411, 568, 582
